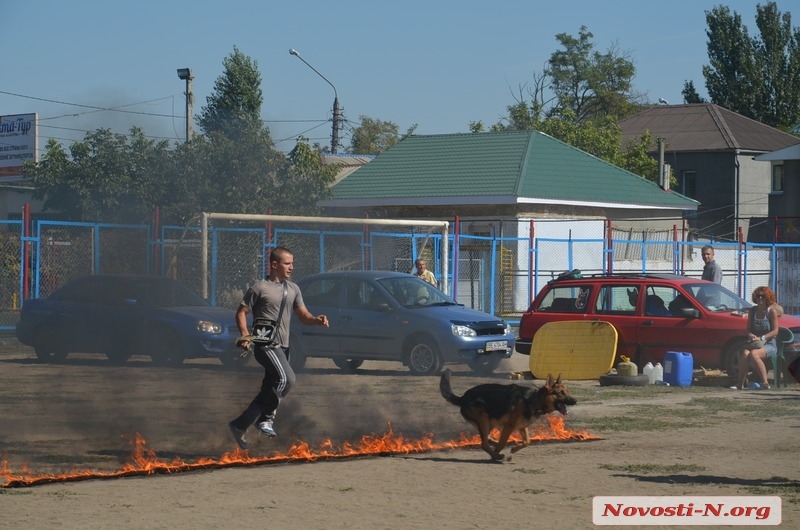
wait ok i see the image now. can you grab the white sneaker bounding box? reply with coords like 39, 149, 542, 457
256, 419, 277, 437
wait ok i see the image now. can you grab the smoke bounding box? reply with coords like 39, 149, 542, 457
277, 376, 459, 444
2, 354, 470, 475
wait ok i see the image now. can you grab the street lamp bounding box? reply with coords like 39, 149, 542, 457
176, 68, 194, 143
289, 49, 341, 153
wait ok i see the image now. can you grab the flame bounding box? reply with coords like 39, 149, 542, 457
1, 416, 599, 488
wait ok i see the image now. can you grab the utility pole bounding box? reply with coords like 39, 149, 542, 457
289, 49, 340, 153
332, 95, 341, 154
176, 68, 194, 143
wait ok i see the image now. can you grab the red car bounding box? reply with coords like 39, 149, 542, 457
515, 272, 800, 377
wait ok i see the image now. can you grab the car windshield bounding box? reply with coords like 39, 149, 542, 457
377, 276, 455, 308
682, 282, 751, 313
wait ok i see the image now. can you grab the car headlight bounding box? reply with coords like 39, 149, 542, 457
451, 324, 476, 337
197, 320, 224, 334
505, 324, 513, 335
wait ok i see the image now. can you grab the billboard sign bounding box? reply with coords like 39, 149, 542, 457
0, 113, 38, 181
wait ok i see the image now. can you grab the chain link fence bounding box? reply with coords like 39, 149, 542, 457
34, 222, 150, 298
3, 215, 800, 331
0, 220, 23, 328
196, 215, 447, 309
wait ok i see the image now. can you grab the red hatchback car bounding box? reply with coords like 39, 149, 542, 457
515, 272, 800, 377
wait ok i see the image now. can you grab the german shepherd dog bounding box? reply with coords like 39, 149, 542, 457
440, 369, 577, 461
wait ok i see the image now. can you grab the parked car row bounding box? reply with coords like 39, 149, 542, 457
15, 272, 515, 375
21, 270, 788, 379
515, 271, 800, 377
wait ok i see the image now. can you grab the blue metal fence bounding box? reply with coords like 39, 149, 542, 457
2, 219, 800, 332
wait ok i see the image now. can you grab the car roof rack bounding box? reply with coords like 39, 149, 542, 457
547, 269, 583, 284
548, 271, 692, 283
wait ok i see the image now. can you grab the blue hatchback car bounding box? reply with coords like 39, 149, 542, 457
290, 271, 515, 374
15, 274, 244, 368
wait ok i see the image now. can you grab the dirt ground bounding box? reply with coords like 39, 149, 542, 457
1, 339, 799, 529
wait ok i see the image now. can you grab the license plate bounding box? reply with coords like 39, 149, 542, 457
485, 340, 507, 351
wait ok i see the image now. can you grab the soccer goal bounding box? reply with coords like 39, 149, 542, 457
197, 213, 449, 305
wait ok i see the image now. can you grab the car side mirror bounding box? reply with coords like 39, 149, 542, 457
679, 307, 700, 319
375, 302, 393, 312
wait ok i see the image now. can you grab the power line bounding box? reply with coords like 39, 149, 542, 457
0, 89, 181, 119
3, 87, 343, 125
2, 88, 358, 153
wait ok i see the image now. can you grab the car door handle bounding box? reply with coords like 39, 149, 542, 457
342, 315, 353, 321
641, 320, 654, 325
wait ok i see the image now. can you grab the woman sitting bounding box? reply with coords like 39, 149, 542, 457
735, 286, 779, 390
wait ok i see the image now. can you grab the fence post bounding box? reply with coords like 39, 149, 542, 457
737, 226, 744, 298
605, 219, 613, 274
152, 206, 160, 275
452, 215, 459, 300
22, 203, 30, 300
363, 212, 371, 270
529, 219, 535, 304
672, 224, 678, 274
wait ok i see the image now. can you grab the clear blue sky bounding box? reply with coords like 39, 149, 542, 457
0, 0, 769, 154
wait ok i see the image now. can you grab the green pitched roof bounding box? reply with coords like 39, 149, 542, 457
325, 131, 698, 210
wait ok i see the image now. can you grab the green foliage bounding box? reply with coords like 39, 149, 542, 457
546, 26, 639, 122
702, 6, 759, 118
283, 139, 337, 215
617, 130, 660, 183
24, 46, 336, 225
25, 129, 171, 222
702, 2, 800, 129
198, 46, 265, 139
682, 80, 706, 104
474, 26, 659, 182
348, 116, 417, 155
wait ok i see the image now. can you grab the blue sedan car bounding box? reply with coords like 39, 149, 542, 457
15, 274, 244, 368
290, 271, 515, 374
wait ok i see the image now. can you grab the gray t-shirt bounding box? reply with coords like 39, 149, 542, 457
702, 260, 722, 283
241, 279, 304, 348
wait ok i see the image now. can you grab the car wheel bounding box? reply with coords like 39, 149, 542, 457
598, 373, 650, 386
722, 338, 748, 380
467, 355, 502, 375
333, 358, 364, 372
406, 338, 442, 375
220, 351, 250, 370
33, 329, 68, 363
148, 329, 185, 366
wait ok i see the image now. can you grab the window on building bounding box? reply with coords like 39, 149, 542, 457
772, 164, 784, 192
681, 171, 697, 199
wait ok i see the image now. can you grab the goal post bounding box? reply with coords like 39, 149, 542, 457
200, 213, 449, 302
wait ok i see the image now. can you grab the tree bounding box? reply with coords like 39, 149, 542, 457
197, 46, 266, 139
682, 80, 706, 104
24, 129, 171, 222
753, 2, 800, 127
470, 26, 673, 184
25, 46, 338, 224
186, 47, 334, 219
546, 26, 640, 122
702, 2, 800, 128
347, 116, 417, 155
280, 139, 337, 215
